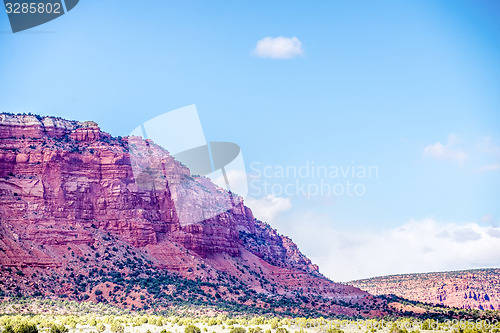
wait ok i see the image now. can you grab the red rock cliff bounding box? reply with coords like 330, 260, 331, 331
0, 114, 383, 316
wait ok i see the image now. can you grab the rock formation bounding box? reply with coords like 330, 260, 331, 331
0, 114, 386, 317
350, 269, 500, 311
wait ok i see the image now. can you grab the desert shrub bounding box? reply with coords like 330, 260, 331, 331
64, 318, 77, 329
50, 324, 68, 333
110, 322, 124, 333
276, 328, 288, 333
271, 321, 280, 330
185, 325, 201, 333
96, 323, 106, 333
230, 328, 246, 333
390, 325, 408, 333
4, 324, 38, 333
249, 328, 263, 333
3, 325, 14, 333
249, 318, 264, 326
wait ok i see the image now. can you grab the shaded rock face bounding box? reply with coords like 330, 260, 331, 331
0, 115, 249, 257
350, 269, 500, 311
0, 114, 381, 316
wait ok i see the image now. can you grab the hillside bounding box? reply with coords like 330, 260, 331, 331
0, 113, 389, 317
350, 268, 500, 311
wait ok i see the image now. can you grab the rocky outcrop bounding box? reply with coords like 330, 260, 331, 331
0, 113, 383, 316
0, 114, 321, 270
0, 114, 76, 139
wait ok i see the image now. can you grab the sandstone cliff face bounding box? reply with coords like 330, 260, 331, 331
0, 114, 382, 316
350, 269, 500, 311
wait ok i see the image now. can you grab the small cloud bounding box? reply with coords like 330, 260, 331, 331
245, 194, 292, 222
252, 36, 304, 59
423, 134, 468, 165
474, 163, 500, 173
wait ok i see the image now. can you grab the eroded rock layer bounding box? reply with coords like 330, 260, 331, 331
0, 114, 386, 317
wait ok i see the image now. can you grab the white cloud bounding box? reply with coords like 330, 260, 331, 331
474, 163, 500, 172
252, 36, 304, 59
423, 134, 468, 164
272, 212, 500, 281
245, 194, 292, 223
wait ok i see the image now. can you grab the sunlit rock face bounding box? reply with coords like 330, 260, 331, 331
0, 114, 380, 317
351, 269, 500, 311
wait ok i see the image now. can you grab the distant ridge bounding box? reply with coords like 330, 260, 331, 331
350, 268, 500, 311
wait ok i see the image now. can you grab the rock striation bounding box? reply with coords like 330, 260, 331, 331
0, 114, 384, 316
350, 268, 500, 311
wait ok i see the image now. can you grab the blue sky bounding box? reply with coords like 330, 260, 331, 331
1, 0, 499, 280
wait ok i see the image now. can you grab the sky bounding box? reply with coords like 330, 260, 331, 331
0, 0, 499, 281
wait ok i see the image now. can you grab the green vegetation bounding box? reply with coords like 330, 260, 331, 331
229, 327, 246, 333
96, 322, 105, 332
185, 325, 201, 333
0, 302, 499, 333
50, 324, 69, 333
110, 321, 125, 333
3, 323, 38, 333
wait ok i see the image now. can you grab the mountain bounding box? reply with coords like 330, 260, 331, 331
0, 113, 389, 317
350, 268, 500, 311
